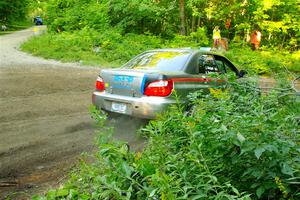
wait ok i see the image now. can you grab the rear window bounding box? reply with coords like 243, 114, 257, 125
123, 51, 191, 71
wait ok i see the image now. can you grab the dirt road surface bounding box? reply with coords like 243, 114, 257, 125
0, 27, 145, 199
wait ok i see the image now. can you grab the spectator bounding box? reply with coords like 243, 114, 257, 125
250, 30, 262, 50
1, 25, 7, 31
213, 26, 221, 49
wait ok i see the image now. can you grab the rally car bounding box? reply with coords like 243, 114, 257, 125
92, 49, 246, 119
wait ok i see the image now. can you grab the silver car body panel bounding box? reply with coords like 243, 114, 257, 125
92, 91, 176, 119
92, 49, 239, 119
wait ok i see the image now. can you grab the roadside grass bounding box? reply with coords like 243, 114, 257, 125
32, 78, 300, 200
21, 30, 300, 75
21, 33, 119, 67
0, 21, 33, 35
225, 44, 300, 75
20, 30, 164, 67
20, 29, 300, 200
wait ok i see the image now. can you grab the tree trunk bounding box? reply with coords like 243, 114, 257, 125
179, 0, 186, 35
191, 15, 195, 32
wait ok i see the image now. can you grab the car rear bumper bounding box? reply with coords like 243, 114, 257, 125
92, 91, 176, 119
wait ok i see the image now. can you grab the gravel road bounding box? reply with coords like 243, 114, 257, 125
0, 27, 145, 199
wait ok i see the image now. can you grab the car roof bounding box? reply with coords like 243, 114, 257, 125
145, 48, 223, 56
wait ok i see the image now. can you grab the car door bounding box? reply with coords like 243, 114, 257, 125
213, 55, 239, 75
196, 54, 227, 89
172, 53, 224, 99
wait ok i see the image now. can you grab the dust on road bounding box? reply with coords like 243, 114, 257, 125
0, 27, 145, 199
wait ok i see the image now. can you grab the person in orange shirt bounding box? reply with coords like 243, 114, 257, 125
250, 30, 262, 50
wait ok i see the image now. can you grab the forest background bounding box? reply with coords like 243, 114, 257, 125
1, 1, 300, 199
1, 0, 299, 74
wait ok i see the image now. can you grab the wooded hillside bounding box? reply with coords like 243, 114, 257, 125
44, 0, 299, 50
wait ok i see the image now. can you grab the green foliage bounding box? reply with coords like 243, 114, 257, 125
0, 0, 30, 25
0, 0, 48, 30
0, 0, 28, 21
183, 87, 300, 199
105, 0, 179, 37
0, 21, 32, 35
21, 30, 298, 75
36, 78, 299, 199
20, 0, 299, 73
21, 28, 163, 67
165, 27, 209, 48
16, 0, 298, 73
46, 0, 179, 37
47, 0, 110, 32
190, 27, 209, 45
44, 0, 299, 50
186, 0, 299, 50
225, 45, 300, 74
2, 0, 300, 50
27, 0, 47, 19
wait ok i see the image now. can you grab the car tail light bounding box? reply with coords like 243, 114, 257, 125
144, 80, 173, 97
96, 76, 105, 91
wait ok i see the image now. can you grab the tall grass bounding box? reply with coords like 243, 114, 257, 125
32, 78, 300, 200
21, 29, 299, 75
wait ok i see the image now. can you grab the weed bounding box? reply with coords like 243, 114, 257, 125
33, 77, 299, 200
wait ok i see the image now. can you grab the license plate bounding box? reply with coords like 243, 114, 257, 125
111, 102, 127, 113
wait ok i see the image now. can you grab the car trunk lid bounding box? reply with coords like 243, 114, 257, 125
100, 69, 149, 97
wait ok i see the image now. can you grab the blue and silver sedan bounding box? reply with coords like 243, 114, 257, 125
92, 49, 245, 119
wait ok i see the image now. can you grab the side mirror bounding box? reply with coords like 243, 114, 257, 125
238, 70, 247, 78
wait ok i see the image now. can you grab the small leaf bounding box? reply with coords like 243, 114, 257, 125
149, 188, 158, 197
232, 186, 240, 196
31, 195, 45, 200
250, 182, 260, 189
191, 194, 207, 200
281, 162, 294, 176
46, 190, 56, 199
254, 147, 265, 159
79, 194, 90, 200
68, 189, 79, 198
56, 189, 69, 197
221, 124, 228, 132
237, 133, 245, 143
122, 162, 133, 177
256, 186, 265, 198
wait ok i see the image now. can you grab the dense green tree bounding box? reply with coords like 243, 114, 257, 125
183, 0, 299, 50
43, 0, 299, 50
46, 0, 110, 32
0, 0, 29, 24
104, 0, 180, 36
27, 0, 47, 19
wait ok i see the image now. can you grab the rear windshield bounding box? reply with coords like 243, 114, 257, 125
123, 51, 191, 71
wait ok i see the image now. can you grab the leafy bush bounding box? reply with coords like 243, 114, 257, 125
190, 27, 209, 46
183, 88, 300, 199
47, 0, 110, 32
21, 28, 163, 67
22, 28, 299, 75
225, 44, 300, 74
45, 0, 180, 37
34, 79, 300, 200
165, 29, 209, 49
